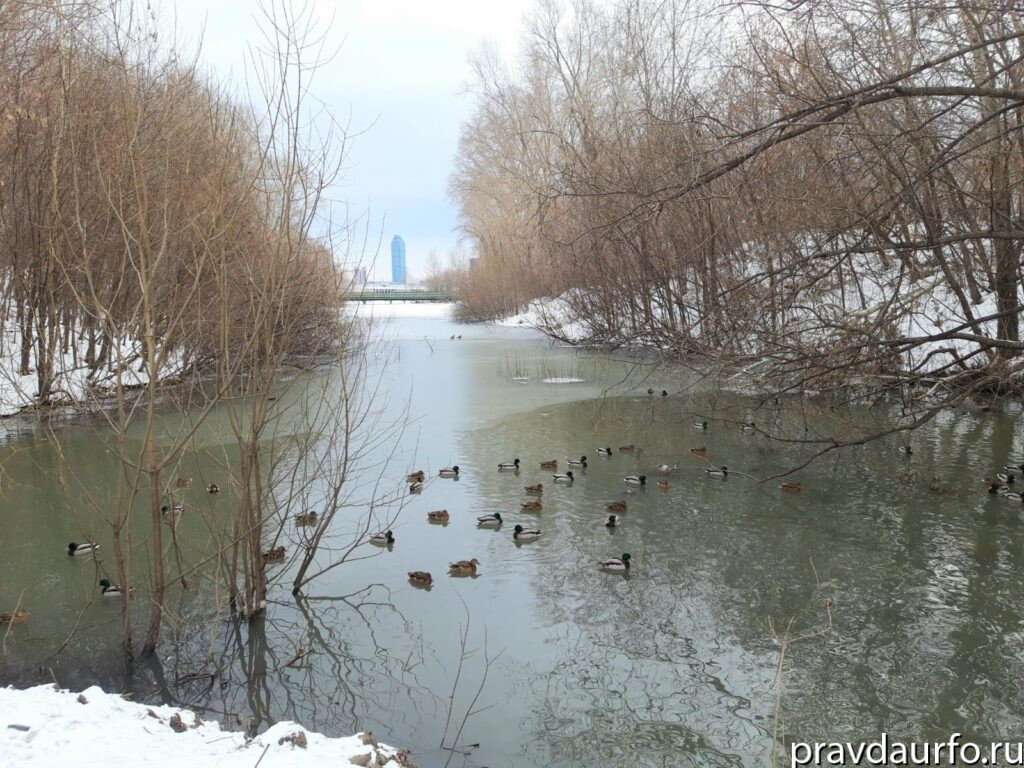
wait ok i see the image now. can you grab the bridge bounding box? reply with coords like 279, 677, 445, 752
345, 290, 453, 303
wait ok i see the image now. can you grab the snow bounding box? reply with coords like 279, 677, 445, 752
0, 684, 407, 768
347, 302, 453, 320
542, 377, 586, 384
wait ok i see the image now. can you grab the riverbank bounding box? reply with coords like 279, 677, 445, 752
0, 685, 410, 767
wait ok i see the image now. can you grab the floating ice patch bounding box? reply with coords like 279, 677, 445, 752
542, 377, 585, 384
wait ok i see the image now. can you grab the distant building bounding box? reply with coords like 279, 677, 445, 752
353, 267, 368, 288
391, 236, 406, 284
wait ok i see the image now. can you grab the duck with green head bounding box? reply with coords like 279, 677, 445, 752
68, 542, 99, 557
99, 578, 132, 597
599, 553, 631, 573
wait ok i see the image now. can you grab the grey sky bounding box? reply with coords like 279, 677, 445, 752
174, 0, 533, 281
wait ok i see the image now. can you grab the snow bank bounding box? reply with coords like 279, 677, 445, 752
0, 684, 409, 768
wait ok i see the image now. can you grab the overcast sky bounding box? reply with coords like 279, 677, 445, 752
173, 0, 534, 281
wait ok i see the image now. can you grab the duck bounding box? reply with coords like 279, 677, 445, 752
689, 446, 706, 455
448, 558, 480, 575
407, 571, 433, 587
1003, 463, 1024, 476
618, 444, 636, 453
598, 553, 631, 573
295, 511, 318, 526
988, 483, 1011, 495
898, 445, 913, 455
656, 480, 670, 490
597, 447, 613, 456
427, 509, 450, 523
606, 501, 627, 512
524, 483, 543, 494
1005, 492, 1024, 503
647, 388, 654, 395
779, 482, 804, 492
553, 471, 574, 483
661, 390, 668, 397
539, 460, 558, 469
206, 483, 220, 494
567, 455, 588, 467
704, 466, 728, 479
0, 610, 28, 625
370, 530, 395, 546
262, 546, 286, 562
693, 421, 709, 430
175, 477, 192, 488
438, 466, 460, 478
409, 481, 423, 494
656, 463, 678, 473
498, 458, 521, 472
99, 578, 133, 597
624, 475, 646, 486
741, 421, 756, 432
406, 470, 426, 483
605, 514, 620, 528
476, 512, 503, 527
68, 542, 100, 557
161, 504, 184, 522
512, 524, 542, 541
520, 500, 543, 511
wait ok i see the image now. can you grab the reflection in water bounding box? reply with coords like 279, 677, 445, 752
3, 307, 1024, 767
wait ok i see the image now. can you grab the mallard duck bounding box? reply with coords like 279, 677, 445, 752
409, 481, 423, 494
689, 446, 706, 455
161, 504, 183, 523
597, 447, 613, 456
370, 530, 395, 546
206, 483, 220, 494
1005, 492, 1024, 503
656, 480, 670, 490
647, 388, 654, 395
606, 501, 627, 512
693, 421, 708, 430
660, 390, 668, 397
498, 458, 521, 472
427, 509, 450, 523
175, 477, 192, 488
605, 514, 620, 527
68, 542, 100, 557
1003, 463, 1024, 476
0, 610, 28, 624
408, 571, 433, 587
989, 483, 1011, 495
996, 472, 1016, 485
741, 421, 756, 432
99, 578, 133, 597
705, 466, 728, 479
779, 482, 804, 492
406, 470, 425, 482
448, 558, 480, 575
524, 483, 543, 494
624, 475, 646, 486
439, 466, 460, 478
295, 511, 318, 526
553, 471, 574, 483
512, 524, 541, 541
263, 546, 286, 562
567, 455, 588, 467
598, 553, 631, 572
898, 445, 913, 455
618, 445, 636, 453
657, 463, 678, 473
476, 512, 503, 527
521, 500, 543, 511
539, 460, 558, 469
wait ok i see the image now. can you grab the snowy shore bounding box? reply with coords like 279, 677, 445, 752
0, 684, 409, 767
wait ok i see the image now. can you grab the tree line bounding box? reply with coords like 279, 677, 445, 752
452, 0, 1024, 411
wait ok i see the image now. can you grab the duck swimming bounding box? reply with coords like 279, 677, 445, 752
439, 466, 460, 478
68, 542, 99, 557
624, 475, 646, 486
498, 458, 521, 472
567, 456, 588, 467
704, 466, 728, 479
408, 571, 433, 587
512, 524, 542, 541
521, 500, 543, 511
598, 553, 631, 573
99, 578, 133, 597
476, 512, 503, 527
597, 447, 613, 456
370, 530, 395, 546
427, 510, 450, 523
606, 501, 627, 512
553, 471, 575, 483
605, 514, 620, 527
524, 483, 543, 494
448, 558, 480, 575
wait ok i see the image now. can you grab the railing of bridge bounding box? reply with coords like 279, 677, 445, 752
343, 291, 453, 302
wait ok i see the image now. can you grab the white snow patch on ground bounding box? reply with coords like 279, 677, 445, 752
0, 684, 406, 768
347, 301, 453, 320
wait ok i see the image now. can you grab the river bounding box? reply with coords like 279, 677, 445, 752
1, 303, 1022, 767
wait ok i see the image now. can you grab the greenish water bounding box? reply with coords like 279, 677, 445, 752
2, 305, 1023, 767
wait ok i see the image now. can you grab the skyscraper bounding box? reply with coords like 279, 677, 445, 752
391, 235, 406, 285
